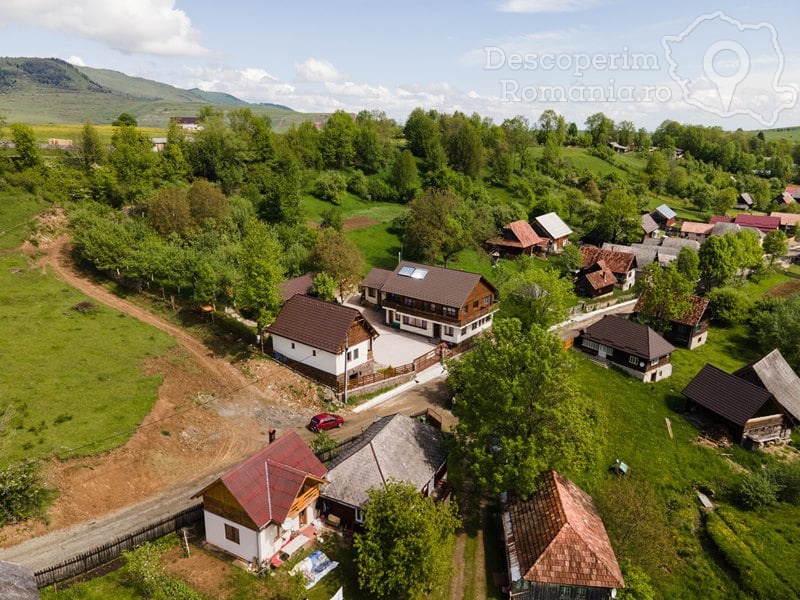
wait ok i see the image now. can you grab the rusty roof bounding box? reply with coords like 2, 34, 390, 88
266, 295, 378, 354
502, 471, 624, 589
635, 294, 709, 327
279, 272, 316, 301
580, 315, 674, 360
680, 221, 714, 235
197, 431, 327, 529
582, 260, 617, 292
682, 364, 774, 427
377, 261, 497, 308
580, 245, 636, 275
506, 220, 546, 248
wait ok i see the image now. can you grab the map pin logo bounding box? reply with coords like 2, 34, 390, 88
703, 40, 750, 112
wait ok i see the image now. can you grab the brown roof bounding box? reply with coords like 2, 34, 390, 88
641, 213, 659, 234
488, 220, 547, 249
709, 215, 733, 224
680, 221, 714, 235
580, 245, 636, 275
682, 364, 775, 427
266, 295, 378, 354
582, 260, 616, 291
635, 294, 709, 327
361, 267, 393, 290
503, 471, 624, 589
580, 315, 674, 360
279, 272, 316, 301
770, 212, 800, 227
376, 261, 497, 308
194, 431, 327, 529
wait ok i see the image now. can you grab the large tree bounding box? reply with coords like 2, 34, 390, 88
311, 228, 364, 301
763, 229, 788, 266
320, 110, 357, 169
10, 123, 40, 170
635, 263, 693, 332
499, 264, 577, 329
389, 149, 420, 203
699, 235, 736, 289
595, 189, 641, 244
403, 188, 469, 267
354, 481, 459, 599
448, 319, 601, 496
750, 295, 800, 371
236, 219, 285, 333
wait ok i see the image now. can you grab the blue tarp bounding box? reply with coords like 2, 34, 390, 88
290, 550, 339, 589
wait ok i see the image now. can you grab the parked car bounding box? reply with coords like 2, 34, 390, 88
308, 413, 344, 432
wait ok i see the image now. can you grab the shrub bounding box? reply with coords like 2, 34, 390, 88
0, 460, 52, 526
734, 469, 781, 510
616, 560, 655, 600
347, 170, 371, 200
310, 430, 338, 456
706, 286, 753, 325
313, 171, 347, 205
122, 535, 201, 600
367, 176, 396, 203
774, 462, 800, 503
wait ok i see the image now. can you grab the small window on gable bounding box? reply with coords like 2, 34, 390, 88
462, 306, 468, 314
291, 342, 295, 349
473, 301, 478, 308
312, 350, 316, 357
355, 507, 365, 523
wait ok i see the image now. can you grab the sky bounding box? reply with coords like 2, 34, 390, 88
1, 0, 798, 130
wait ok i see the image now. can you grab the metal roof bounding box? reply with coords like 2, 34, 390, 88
654, 204, 677, 220
533, 212, 573, 239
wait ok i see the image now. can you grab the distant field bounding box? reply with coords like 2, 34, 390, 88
751, 126, 800, 142
28, 123, 165, 145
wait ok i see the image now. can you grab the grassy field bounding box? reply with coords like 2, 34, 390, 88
27, 124, 166, 145
750, 126, 800, 142
0, 190, 50, 249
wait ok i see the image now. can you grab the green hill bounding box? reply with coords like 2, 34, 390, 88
0, 57, 315, 130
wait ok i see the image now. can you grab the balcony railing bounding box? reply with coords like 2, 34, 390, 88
382, 299, 497, 326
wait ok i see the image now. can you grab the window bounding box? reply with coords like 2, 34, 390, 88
291, 342, 295, 349
473, 300, 478, 309
650, 357, 659, 366
629, 355, 639, 365
355, 507, 365, 523
461, 327, 467, 335
403, 296, 414, 307
353, 348, 359, 360
402, 316, 426, 329
483, 295, 492, 305
472, 322, 478, 330
367, 288, 375, 297
224, 524, 240, 544
346, 350, 351, 360
444, 326, 454, 336
582, 339, 599, 351
443, 306, 457, 318
462, 306, 468, 314
312, 350, 316, 357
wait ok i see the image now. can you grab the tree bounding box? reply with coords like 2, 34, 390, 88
354, 481, 459, 599
499, 264, 577, 329
595, 189, 640, 244
389, 149, 420, 202
236, 219, 285, 334
448, 319, 601, 496
706, 286, 753, 324
314, 171, 348, 205
537, 109, 566, 145
711, 187, 737, 216
311, 229, 364, 301
10, 123, 40, 169
310, 272, 337, 301
109, 124, 158, 202
187, 179, 229, 226
749, 295, 800, 370
699, 235, 736, 289
555, 242, 583, 275
403, 188, 469, 267
404, 108, 446, 172
644, 151, 669, 193
763, 229, 788, 266
584, 112, 614, 147
675, 246, 700, 283
320, 110, 357, 169
147, 187, 193, 236
77, 121, 104, 171
635, 263, 693, 332
112, 112, 137, 127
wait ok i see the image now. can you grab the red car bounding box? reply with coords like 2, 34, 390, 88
308, 413, 344, 432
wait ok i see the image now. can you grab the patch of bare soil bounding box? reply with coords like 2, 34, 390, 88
768, 280, 800, 298
163, 544, 238, 600
342, 216, 378, 231
19, 207, 67, 254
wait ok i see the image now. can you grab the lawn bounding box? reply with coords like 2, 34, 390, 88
345, 221, 402, 271
0, 253, 176, 465
0, 189, 50, 249
28, 124, 165, 145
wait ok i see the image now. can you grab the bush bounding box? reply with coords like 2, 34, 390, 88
734, 469, 781, 510
367, 176, 396, 203
0, 460, 52, 526
706, 286, 753, 325
347, 170, 371, 200
616, 560, 655, 600
774, 462, 800, 503
313, 171, 347, 205
122, 535, 202, 600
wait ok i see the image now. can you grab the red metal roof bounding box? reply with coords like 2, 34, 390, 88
709, 215, 733, 224
215, 431, 327, 529
733, 214, 780, 233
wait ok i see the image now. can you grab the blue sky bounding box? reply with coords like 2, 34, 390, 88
1, 0, 798, 129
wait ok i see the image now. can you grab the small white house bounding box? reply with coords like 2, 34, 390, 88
267, 294, 379, 382
193, 431, 328, 566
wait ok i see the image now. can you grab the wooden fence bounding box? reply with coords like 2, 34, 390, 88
33, 504, 203, 588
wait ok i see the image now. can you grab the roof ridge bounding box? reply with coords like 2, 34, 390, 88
265, 458, 319, 478
264, 461, 273, 522
368, 441, 387, 487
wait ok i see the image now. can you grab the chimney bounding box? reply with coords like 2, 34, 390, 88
268, 429, 276, 444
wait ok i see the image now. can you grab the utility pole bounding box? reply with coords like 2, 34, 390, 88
343, 331, 349, 404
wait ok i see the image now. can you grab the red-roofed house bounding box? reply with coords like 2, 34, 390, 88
501, 471, 624, 599
193, 431, 328, 566
733, 214, 780, 234
486, 220, 548, 257
579, 245, 637, 291
709, 215, 734, 225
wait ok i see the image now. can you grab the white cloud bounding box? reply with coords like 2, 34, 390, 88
295, 58, 344, 82
498, 0, 606, 13
186, 66, 295, 101
0, 0, 209, 56
65, 55, 86, 67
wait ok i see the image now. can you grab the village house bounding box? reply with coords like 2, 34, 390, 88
735, 349, 800, 426
531, 212, 573, 253
634, 294, 710, 350
732, 214, 780, 234
486, 220, 547, 257
150, 137, 167, 152
500, 471, 624, 600
576, 315, 675, 382
278, 272, 316, 302
577, 246, 637, 298
679, 220, 714, 242
649, 204, 677, 230
777, 192, 796, 206
193, 431, 328, 566
171, 116, 203, 131
266, 294, 379, 387
320, 414, 448, 529
359, 261, 498, 345
682, 364, 792, 449
641, 213, 660, 239
736, 193, 755, 210
782, 185, 800, 202
770, 212, 800, 234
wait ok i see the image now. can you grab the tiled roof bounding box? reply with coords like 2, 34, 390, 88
735, 350, 800, 423
378, 261, 497, 308
267, 295, 378, 354
533, 212, 573, 239
506, 220, 546, 248
635, 294, 709, 326
580, 315, 674, 360
580, 245, 636, 275
770, 212, 800, 227
279, 272, 316, 301
682, 364, 774, 427
680, 221, 714, 235
784, 186, 800, 196
641, 213, 659, 234
502, 471, 624, 589
322, 414, 447, 508
582, 260, 617, 291
199, 431, 327, 529
709, 215, 734, 224
653, 204, 677, 220
361, 267, 393, 290
734, 214, 780, 232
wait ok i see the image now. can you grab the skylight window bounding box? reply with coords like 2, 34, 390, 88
398, 266, 415, 276
410, 268, 428, 279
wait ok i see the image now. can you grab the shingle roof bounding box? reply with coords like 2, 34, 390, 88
581, 260, 617, 292
378, 261, 497, 308
770, 212, 800, 227
267, 295, 378, 354
581, 245, 636, 275
533, 212, 573, 239
681, 221, 714, 235
505, 220, 546, 248
682, 364, 775, 427
279, 272, 316, 301
735, 350, 800, 423
639, 237, 700, 254
634, 294, 709, 327
653, 204, 677, 220
738, 193, 754, 206
197, 431, 327, 530
602, 243, 659, 267
580, 315, 674, 360
0, 561, 39, 600
734, 214, 780, 233
641, 213, 659, 234
322, 414, 448, 508
502, 471, 624, 589
361, 268, 393, 290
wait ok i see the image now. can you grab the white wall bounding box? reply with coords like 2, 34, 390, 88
386, 309, 494, 343
272, 335, 370, 376
204, 510, 260, 563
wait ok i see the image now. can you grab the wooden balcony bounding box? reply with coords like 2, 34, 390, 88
382, 299, 497, 326
288, 485, 320, 518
